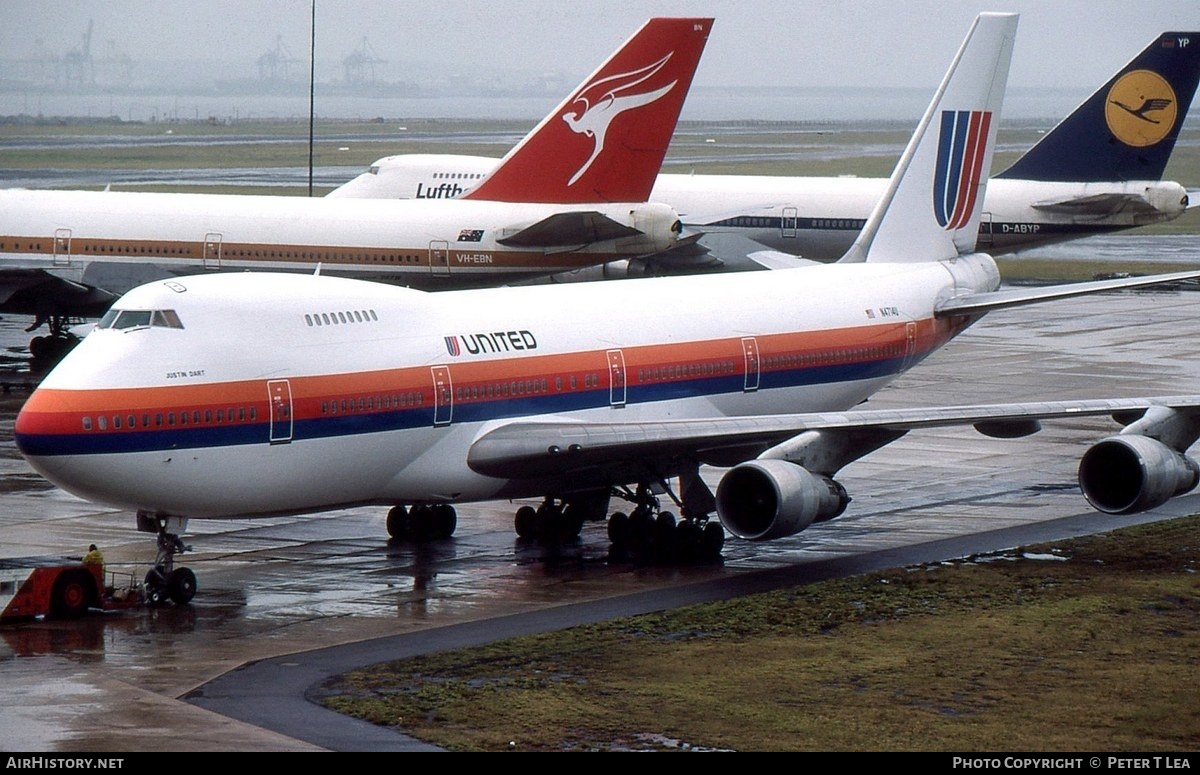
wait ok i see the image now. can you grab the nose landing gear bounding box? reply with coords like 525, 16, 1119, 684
137, 511, 197, 605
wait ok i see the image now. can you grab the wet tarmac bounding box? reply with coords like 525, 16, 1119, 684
0, 270, 1198, 750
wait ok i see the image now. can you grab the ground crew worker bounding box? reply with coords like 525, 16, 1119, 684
82, 544, 104, 567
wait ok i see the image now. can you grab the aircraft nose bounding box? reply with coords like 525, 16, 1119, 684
14, 386, 64, 459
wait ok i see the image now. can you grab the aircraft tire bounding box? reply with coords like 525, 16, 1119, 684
702, 521, 725, 561
386, 505, 409, 539
168, 568, 197, 605
607, 511, 629, 545
514, 505, 538, 539
434, 504, 457, 539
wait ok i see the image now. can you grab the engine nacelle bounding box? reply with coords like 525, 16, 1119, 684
546, 258, 654, 284
1143, 181, 1189, 220
1078, 434, 1200, 514
626, 202, 684, 255
715, 459, 849, 541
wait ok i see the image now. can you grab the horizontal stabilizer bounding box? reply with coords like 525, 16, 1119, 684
497, 211, 642, 247
1188, 189, 1200, 209
935, 269, 1200, 318
745, 250, 824, 271
674, 231, 823, 273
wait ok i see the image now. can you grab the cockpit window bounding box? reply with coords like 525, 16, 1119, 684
111, 310, 152, 330
368, 165, 380, 175
97, 308, 119, 328
152, 309, 184, 328
97, 309, 184, 331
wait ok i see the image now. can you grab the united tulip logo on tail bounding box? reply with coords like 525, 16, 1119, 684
561, 53, 677, 186
933, 110, 992, 229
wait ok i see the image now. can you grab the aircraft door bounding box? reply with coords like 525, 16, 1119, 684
53, 228, 72, 267
781, 207, 798, 239
607, 349, 627, 408
429, 240, 450, 277
204, 233, 223, 270
431, 365, 453, 426
741, 337, 760, 392
267, 379, 293, 444
901, 321, 918, 371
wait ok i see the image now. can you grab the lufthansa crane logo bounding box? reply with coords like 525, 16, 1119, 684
561, 53, 678, 186
1105, 69, 1177, 147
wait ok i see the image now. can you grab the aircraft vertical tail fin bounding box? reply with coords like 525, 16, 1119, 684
839, 13, 1017, 264
997, 32, 1200, 182
462, 17, 712, 204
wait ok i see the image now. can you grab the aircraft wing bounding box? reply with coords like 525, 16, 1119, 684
1188, 189, 1200, 209
934, 269, 1200, 318
670, 231, 824, 273
1029, 192, 1165, 216
467, 395, 1200, 479
496, 211, 645, 247
0, 268, 119, 319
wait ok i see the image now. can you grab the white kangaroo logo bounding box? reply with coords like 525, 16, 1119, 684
561, 52, 677, 186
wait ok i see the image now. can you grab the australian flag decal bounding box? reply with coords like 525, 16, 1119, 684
933, 110, 991, 230
457, 229, 484, 242
444, 336, 460, 357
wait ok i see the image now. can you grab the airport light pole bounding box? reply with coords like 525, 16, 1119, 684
308, 0, 316, 197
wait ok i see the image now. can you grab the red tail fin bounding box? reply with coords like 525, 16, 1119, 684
463, 17, 712, 204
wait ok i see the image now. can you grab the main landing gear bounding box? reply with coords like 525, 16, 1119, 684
509, 471, 726, 566
26, 312, 96, 373
382, 468, 728, 567
604, 482, 725, 565
386, 504, 458, 541
136, 511, 197, 605
513, 497, 591, 543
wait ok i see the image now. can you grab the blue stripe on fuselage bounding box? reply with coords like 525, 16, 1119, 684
18, 354, 911, 458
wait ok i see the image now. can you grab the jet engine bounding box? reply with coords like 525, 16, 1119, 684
1078, 434, 1200, 514
627, 202, 684, 255
545, 259, 652, 284
715, 459, 850, 541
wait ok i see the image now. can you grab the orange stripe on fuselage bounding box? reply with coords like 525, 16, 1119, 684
18, 318, 955, 436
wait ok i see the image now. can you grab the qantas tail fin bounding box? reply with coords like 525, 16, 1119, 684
839, 12, 1017, 264
462, 17, 712, 204
997, 32, 1200, 182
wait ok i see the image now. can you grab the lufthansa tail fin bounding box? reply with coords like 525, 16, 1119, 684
839, 12, 1017, 264
997, 32, 1200, 182
462, 18, 712, 204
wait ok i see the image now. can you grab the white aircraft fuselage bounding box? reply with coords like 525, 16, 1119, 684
0, 188, 683, 294
330, 153, 1192, 261
15, 258, 993, 518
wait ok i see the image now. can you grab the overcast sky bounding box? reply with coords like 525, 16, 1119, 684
4, 0, 1196, 91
